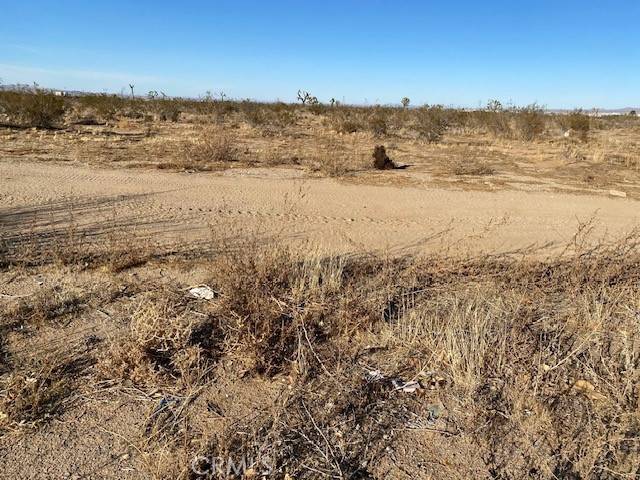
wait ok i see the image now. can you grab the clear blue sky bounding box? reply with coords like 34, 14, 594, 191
1, 0, 638, 108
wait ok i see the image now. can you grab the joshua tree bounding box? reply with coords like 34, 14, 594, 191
401, 97, 410, 108
129, 84, 135, 99
217, 90, 227, 101
147, 90, 158, 100
297, 90, 318, 105
330, 98, 337, 107
487, 99, 503, 112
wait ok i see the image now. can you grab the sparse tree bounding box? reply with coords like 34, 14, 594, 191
401, 97, 410, 108
147, 90, 158, 100
297, 90, 318, 105
487, 99, 503, 112
630, 110, 637, 117
330, 98, 336, 107
129, 84, 135, 99
217, 90, 227, 102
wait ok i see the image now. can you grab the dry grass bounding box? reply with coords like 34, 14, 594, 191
1, 223, 640, 477
0, 360, 71, 430
156, 126, 238, 171
1, 93, 639, 195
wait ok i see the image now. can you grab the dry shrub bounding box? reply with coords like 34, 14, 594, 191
241, 101, 268, 126
0, 90, 66, 128
175, 127, 238, 170
330, 110, 362, 134
560, 109, 591, 141
414, 105, 449, 143
452, 161, 495, 176
99, 293, 221, 388
0, 353, 77, 431
514, 104, 546, 141
305, 141, 360, 177
472, 101, 512, 138
271, 107, 297, 128
209, 247, 345, 376
197, 361, 411, 478
155, 100, 182, 122
367, 109, 388, 136
77, 94, 123, 121
1, 286, 87, 328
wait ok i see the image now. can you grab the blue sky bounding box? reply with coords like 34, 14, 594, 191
0, 0, 638, 108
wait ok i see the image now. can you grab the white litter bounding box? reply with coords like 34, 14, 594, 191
392, 379, 422, 393
609, 189, 627, 198
188, 285, 216, 300
366, 369, 384, 381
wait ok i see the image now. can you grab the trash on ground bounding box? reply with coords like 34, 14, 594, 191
188, 285, 216, 300
392, 378, 422, 393
366, 369, 384, 381
609, 189, 627, 198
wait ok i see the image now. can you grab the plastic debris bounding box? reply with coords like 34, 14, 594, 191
609, 189, 627, 198
392, 379, 422, 393
188, 285, 216, 300
366, 369, 384, 381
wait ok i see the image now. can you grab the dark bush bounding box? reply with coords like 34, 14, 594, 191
0, 90, 66, 128
514, 104, 546, 141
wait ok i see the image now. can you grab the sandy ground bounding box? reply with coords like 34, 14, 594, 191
2, 159, 639, 256
2, 159, 640, 479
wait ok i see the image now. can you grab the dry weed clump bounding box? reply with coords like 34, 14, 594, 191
330, 110, 363, 134
367, 108, 388, 136
1, 286, 87, 328
304, 140, 362, 177
559, 109, 591, 141
371, 236, 640, 478
452, 161, 495, 176
415, 105, 449, 142
184, 236, 638, 478
176, 127, 238, 170
514, 103, 546, 140
0, 353, 77, 431
207, 248, 346, 377
196, 360, 413, 478
2, 227, 634, 477
99, 293, 222, 388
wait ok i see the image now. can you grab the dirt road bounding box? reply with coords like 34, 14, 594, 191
2, 160, 639, 255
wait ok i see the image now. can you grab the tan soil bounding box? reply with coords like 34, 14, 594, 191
2, 160, 639, 258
